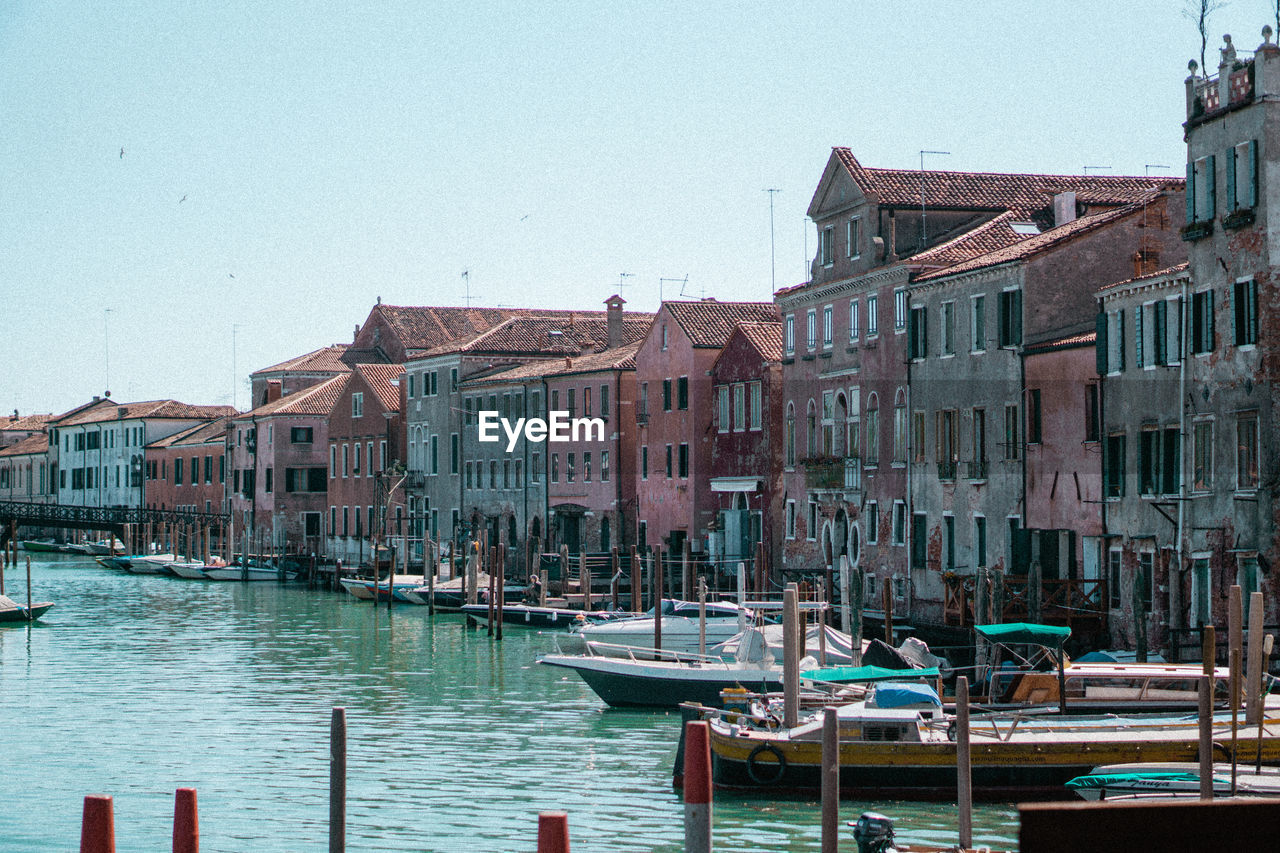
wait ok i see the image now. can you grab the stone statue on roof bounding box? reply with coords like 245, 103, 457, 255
1221, 34, 1237, 66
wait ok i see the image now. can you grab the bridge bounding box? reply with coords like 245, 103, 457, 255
0, 500, 229, 549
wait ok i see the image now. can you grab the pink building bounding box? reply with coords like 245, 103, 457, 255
144, 419, 230, 514
709, 321, 785, 579
633, 300, 779, 559
249, 345, 350, 409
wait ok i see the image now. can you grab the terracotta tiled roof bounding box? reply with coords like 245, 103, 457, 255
252, 345, 352, 376
150, 418, 231, 448
0, 413, 52, 432
55, 400, 237, 426
1097, 261, 1191, 293
913, 202, 1153, 282
1024, 331, 1098, 355
0, 433, 48, 457
909, 212, 1027, 270
427, 312, 653, 358
357, 363, 405, 412
832, 148, 1179, 216
241, 374, 348, 418
664, 300, 780, 348
47, 397, 117, 426
730, 320, 784, 362
462, 342, 643, 387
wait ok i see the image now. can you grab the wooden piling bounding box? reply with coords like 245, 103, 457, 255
559, 546, 569, 597
630, 546, 640, 613
1203, 624, 1217, 675
783, 583, 800, 728
1231, 647, 1241, 795
1229, 585, 1243, 678
683, 720, 712, 853
487, 570, 496, 636
536, 811, 570, 853
580, 550, 591, 613
1199, 675, 1214, 800
754, 540, 765, 597
25, 556, 32, 621
957, 675, 973, 849
698, 577, 707, 658
610, 547, 620, 610
496, 544, 505, 641
1258, 634, 1274, 773
653, 547, 663, 652
330, 708, 346, 853
173, 787, 198, 853
821, 707, 839, 853
1246, 591, 1264, 726
1, 549, 6, 596
80, 794, 115, 853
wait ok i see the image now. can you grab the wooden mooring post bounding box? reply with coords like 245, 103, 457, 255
629, 546, 640, 613
536, 811, 570, 853
683, 720, 712, 853
80, 794, 115, 853
330, 708, 346, 853
956, 675, 973, 848
821, 706, 839, 853
172, 788, 198, 853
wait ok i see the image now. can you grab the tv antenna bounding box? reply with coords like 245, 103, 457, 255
461, 269, 476, 307
1144, 164, 1170, 176
919, 150, 950, 248
1083, 165, 1112, 174
765, 188, 780, 294
617, 272, 634, 294
660, 276, 690, 302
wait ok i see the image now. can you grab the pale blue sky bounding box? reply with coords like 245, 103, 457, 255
2, 1, 1275, 415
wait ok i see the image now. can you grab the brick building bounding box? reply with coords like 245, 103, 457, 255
249, 345, 350, 409
144, 418, 230, 514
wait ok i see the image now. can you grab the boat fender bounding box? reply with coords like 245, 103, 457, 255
745, 743, 787, 786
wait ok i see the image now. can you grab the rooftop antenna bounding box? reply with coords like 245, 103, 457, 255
920, 149, 950, 249
660, 276, 688, 303
103, 308, 112, 397
765, 188, 781, 295
676, 276, 704, 300
617, 272, 634, 295
1144, 164, 1171, 176
461, 269, 475, 307
1083, 165, 1112, 174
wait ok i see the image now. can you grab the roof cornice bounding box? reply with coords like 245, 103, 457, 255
775, 264, 910, 310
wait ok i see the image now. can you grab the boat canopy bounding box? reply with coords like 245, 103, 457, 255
801, 664, 941, 684
975, 622, 1072, 646
1065, 771, 1202, 790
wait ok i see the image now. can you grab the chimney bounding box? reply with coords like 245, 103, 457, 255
605, 294, 626, 349
267, 380, 283, 403
353, 324, 360, 342
1053, 191, 1078, 227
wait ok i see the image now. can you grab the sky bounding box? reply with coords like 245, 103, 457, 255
2, 1, 1276, 416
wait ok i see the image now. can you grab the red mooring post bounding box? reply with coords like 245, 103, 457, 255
80, 795, 115, 853
684, 720, 712, 853
173, 787, 198, 853
536, 811, 570, 853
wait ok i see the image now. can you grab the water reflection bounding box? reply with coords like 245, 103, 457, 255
0, 556, 1016, 852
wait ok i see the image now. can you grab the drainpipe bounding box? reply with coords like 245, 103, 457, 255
1175, 276, 1189, 651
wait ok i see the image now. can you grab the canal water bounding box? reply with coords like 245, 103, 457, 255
0, 555, 1019, 851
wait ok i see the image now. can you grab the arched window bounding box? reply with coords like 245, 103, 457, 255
806, 399, 818, 458
785, 403, 796, 467
834, 393, 848, 456
893, 388, 907, 464
865, 393, 880, 465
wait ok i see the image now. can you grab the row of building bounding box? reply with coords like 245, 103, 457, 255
5, 31, 1280, 653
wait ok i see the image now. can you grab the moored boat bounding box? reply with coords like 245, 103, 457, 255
0, 594, 54, 623
1066, 762, 1280, 800
20, 539, 63, 553
566, 599, 760, 657
461, 602, 623, 629
166, 561, 210, 579
127, 554, 179, 574
203, 564, 288, 581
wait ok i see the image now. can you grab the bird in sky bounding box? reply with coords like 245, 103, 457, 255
179, 194, 187, 203
520, 214, 530, 221
119, 147, 124, 159
228, 273, 235, 279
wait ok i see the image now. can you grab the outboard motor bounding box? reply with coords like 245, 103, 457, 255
852, 811, 897, 853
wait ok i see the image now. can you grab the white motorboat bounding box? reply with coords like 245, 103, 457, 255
565, 599, 759, 657
203, 565, 286, 581
1067, 762, 1280, 800
166, 561, 210, 579
127, 554, 179, 574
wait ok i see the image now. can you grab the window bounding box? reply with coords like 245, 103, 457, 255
662, 379, 672, 411
974, 516, 987, 568
998, 289, 1022, 347
638, 384, 647, 420
1191, 155, 1216, 222
1105, 433, 1126, 498
891, 501, 906, 546
784, 404, 795, 467
641, 445, 649, 480
894, 289, 907, 331
530, 389, 542, 415
1192, 290, 1215, 354
893, 396, 908, 464
716, 386, 729, 432
342, 506, 350, 537
430, 435, 439, 475
1139, 427, 1160, 495
551, 389, 560, 413
678, 443, 688, 478
1234, 279, 1258, 346
806, 309, 817, 351
661, 323, 669, 351
749, 382, 762, 430
367, 441, 374, 476
822, 305, 833, 348
847, 217, 861, 258
907, 305, 927, 360
450, 434, 459, 475
1085, 384, 1099, 443
600, 385, 609, 419
291, 427, 313, 443
1237, 412, 1259, 490
866, 501, 879, 544
1027, 389, 1042, 444
264, 467, 273, 494
912, 410, 926, 464
1228, 139, 1258, 210
531, 452, 541, 484
1191, 555, 1212, 627
1135, 304, 1146, 368
807, 500, 817, 540
551, 453, 559, 483
677, 376, 688, 410
940, 301, 955, 356
583, 451, 592, 483
1162, 426, 1180, 495
865, 395, 879, 465
936, 409, 958, 479
822, 391, 834, 454
1138, 552, 1154, 612
665, 444, 673, 479
733, 384, 745, 432
583, 387, 591, 417
352, 392, 363, 418
1193, 420, 1214, 491
819, 225, 833, 266
1003, 404, 1020, 461
849, 300, 860, 341
806, 400, 817, 456
601, 450, 609, 482
174, 457, 183, 486
204, 455, 213, 484
786, 500, 796, 539
353, 443, 361, 475
408, 374, 416, 398
450, 368, 458, 392
867, 294, 879, 336
971, 294, 986, 352
912, 512, 928, 569
785, 314, 795, 355
567, 388, 576, 418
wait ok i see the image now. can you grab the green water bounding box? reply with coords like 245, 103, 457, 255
0, 555, 1018, 851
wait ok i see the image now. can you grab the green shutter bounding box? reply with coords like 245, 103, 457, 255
1206, 154, 1216, 218
1227, 146, 1237, 210
1095, 312, 1109, 375
1135, 305, 1144, 368
1247, 140, 1258, 208
1186, 161, 1196, 223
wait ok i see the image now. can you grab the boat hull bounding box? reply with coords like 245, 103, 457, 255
0, 603, 54, 622
461, 604, 620, 629
541, 654, 781, 708
203, 567, 283, 581
167, 563, 210, 579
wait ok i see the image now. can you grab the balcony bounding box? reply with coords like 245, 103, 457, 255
938, 459, 957, 481
636, 405, 649, 425
403, 470, 426, 490
804, 457, 861, 493
965, 459, 988, 480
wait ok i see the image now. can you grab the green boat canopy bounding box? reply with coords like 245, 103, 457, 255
801, 665, 941, 684
1065, 771, 1202, 790
974, 622, 1072, 646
